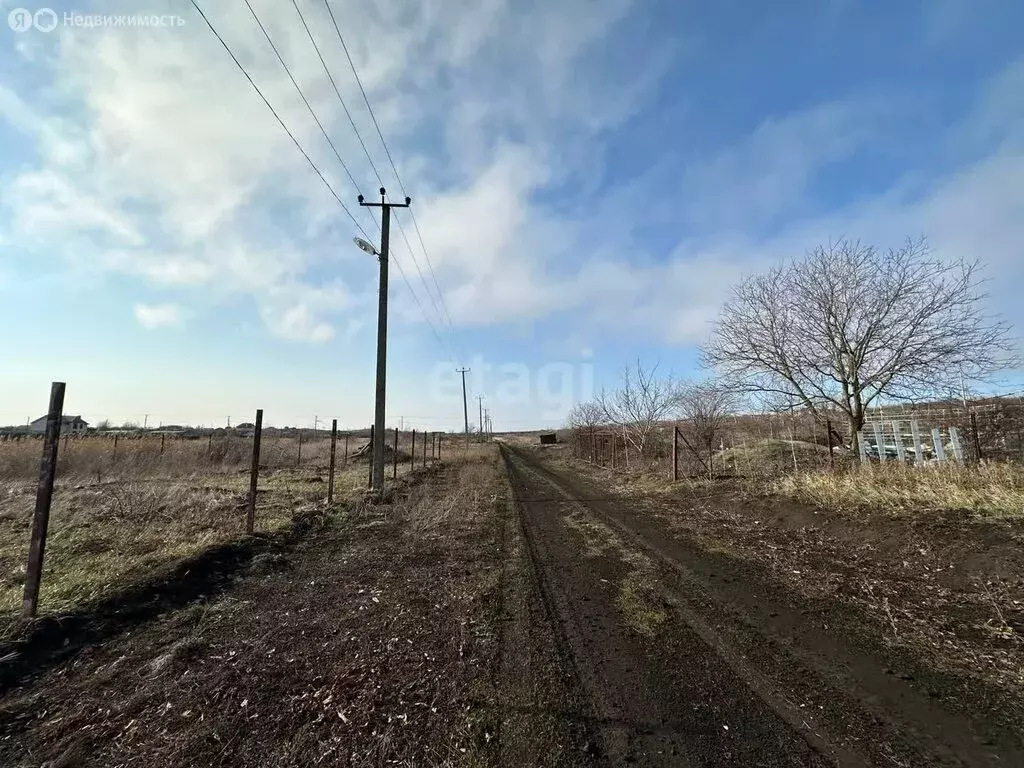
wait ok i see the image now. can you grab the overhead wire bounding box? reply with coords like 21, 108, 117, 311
192, 0, 457, 364
320, 0, 465, 365
189, 0, 367, 238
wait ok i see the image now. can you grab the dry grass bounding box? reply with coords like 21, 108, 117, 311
0, 429, 422, 622
776, 461, 1024, 517
0, 434, 377, 483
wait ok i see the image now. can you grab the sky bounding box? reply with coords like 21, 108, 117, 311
0, 0, 1022, 431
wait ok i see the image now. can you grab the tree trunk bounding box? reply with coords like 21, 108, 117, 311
848, 396, 865, 455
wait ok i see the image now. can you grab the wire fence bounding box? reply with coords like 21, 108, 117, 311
1, 383, 461, 624
564, 395, 1024, 480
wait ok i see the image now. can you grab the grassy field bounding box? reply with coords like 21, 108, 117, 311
776, 461, 1024, 517
0, 432, 450, 626
547, 428, 1024, 517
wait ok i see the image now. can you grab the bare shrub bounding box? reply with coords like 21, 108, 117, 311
596, 361, 682, 465
676, 380, 736, 477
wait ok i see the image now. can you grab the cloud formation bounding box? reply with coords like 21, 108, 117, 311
134, 302, 184, 329
0, 0, 1021, 360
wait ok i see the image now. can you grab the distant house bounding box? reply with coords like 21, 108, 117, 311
29, 415, 89, 435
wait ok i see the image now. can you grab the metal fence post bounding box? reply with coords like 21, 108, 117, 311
344, 433, 349, 467
931, 427, 946, 463
246, 409, 263, 534
949, 426, 965, 463
411, 429, 416, 470
393, 428, 399, 479
891, 421, 906, 462
872, 423, 886, 463
22, 382, 66, 619
328, 419, 338, 503
672, 426, 679, 481
910, 420, 923, 465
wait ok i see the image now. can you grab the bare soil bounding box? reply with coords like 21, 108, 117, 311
505, 443, 1024, 765
0, 457, 508, 767
1, 443, 1021, 766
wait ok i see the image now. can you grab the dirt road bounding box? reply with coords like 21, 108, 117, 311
500, 444, 1022, 767
1, 446, 1019, 766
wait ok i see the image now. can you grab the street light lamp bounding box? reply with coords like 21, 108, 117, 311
354, 236, 380, 258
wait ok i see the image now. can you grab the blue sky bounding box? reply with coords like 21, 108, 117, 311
1, 0, 1022, 431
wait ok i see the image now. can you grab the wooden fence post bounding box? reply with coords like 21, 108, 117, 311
438, 432, 443, 460
297, 431, 303, 467
344, 434, 349, 467
367, 425, 374, 489
393, 428, 399, 479
422, 429, 427, 465
971, 412, 983, 463
160, 433, 166, 457
113, 433, 119, 461
22, 382, 66, 618
672, 425, 679, 482
208, 432, 213, 453
411, 429, 416, 470
246, 409, 263, 534
328, 419, 338, 503
826, 419, 835, 473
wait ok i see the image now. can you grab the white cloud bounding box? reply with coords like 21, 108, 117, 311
134, 302, 184, 329
1, 1, 1021, 361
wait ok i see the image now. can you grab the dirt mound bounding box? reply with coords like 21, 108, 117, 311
348, 441, 411, 463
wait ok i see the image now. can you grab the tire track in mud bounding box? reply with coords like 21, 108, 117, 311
505, 444, 1019, 768
502, 445, 835, 767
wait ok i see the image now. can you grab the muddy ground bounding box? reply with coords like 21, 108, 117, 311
1, 444, 1021, 766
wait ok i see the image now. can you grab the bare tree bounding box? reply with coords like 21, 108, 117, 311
566, 401, 604, 459
596, 361, 681, 464
702, 238, 1017, 448
566, 401, 603, 431
676, 380, 736, 477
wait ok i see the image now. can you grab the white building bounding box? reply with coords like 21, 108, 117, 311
29, 415, 89, 435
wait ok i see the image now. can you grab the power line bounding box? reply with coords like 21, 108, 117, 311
189, 0, 368, 238
192, 0, 456, 365
321, 0, 464, 363
295, 0, 458, 362
241, 0, 364, 196
289, 0, 383, 187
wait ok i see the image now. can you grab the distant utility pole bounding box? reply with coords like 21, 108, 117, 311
477, 396, 485, 443
484, 408, 490, 441
457, 368, 471, 447
359, 187, 411, 493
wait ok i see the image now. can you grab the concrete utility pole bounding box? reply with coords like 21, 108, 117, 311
359, 187, 411, 493
457, 368, 471, 447
477, 395, 485, 443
